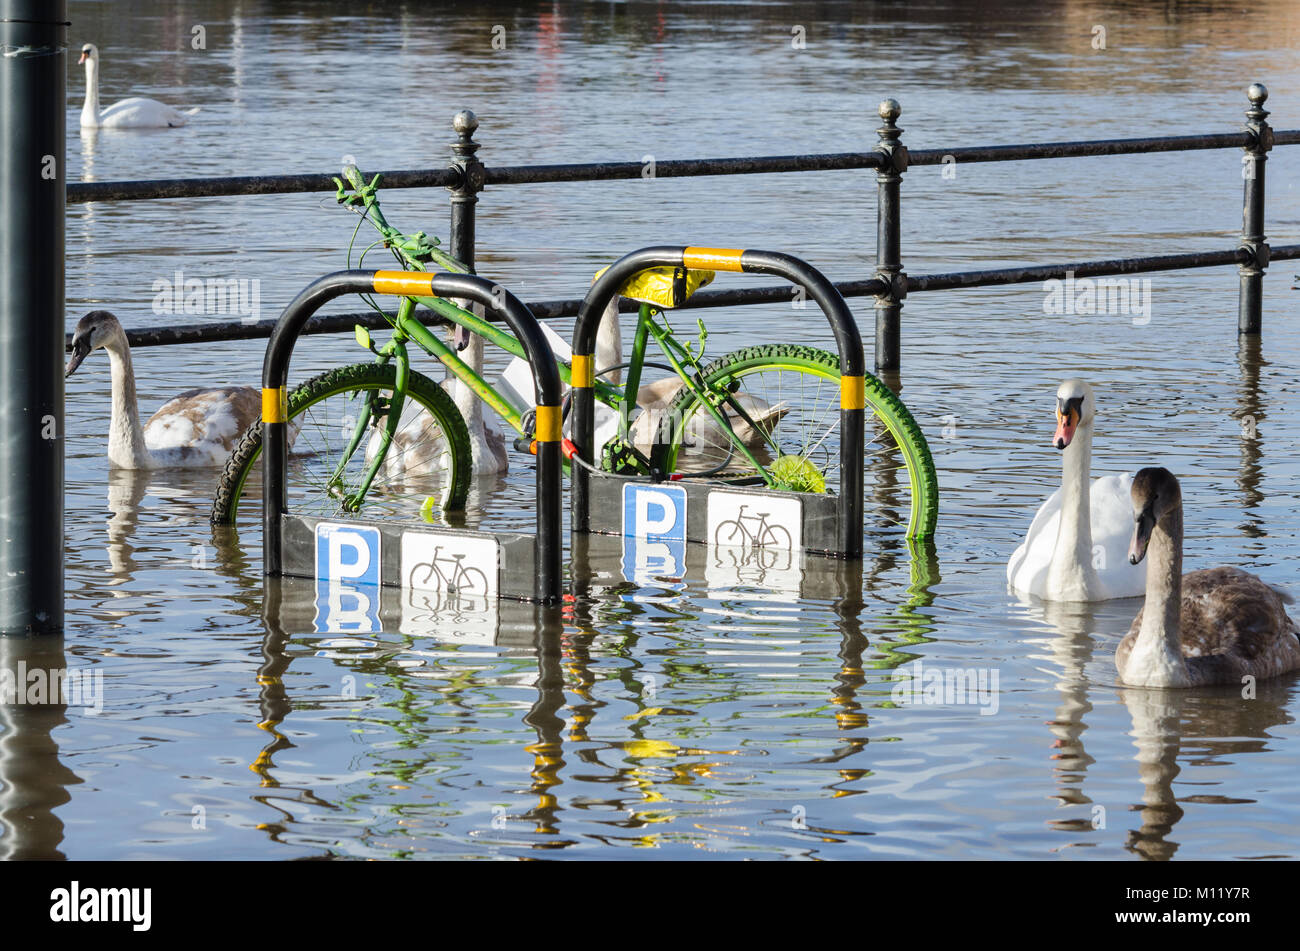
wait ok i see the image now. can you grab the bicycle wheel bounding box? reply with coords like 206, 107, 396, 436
659, 343, 938, 538
758, 524, 793, 551
450, 566, 490, 597
211, 362, 472, 526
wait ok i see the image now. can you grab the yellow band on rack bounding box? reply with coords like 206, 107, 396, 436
571, 353, 594, 388
373, 270, 436, 296
682, 247, 745, 272
841, 375, 865, 410
534, 405, 562, 442
262, 387, 288, 423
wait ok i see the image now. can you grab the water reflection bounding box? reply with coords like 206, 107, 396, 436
1119, 681, 1294, 861
521, 611, 572, 843
1234, 333, 1265, 534
105, 468, 149, 580
0, 637, 86, 860
1028, 599, 1103, 839
255, 538, 916, 853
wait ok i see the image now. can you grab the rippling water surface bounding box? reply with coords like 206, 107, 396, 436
27, 0, 1300, 859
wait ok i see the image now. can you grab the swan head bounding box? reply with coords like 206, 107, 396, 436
1128, 467, 1181, 565
1053, 378, 1095, 449
66, 310, 124, 378
77, 43, 99, 68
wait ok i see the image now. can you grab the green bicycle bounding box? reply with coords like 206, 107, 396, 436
210, 166, 938, 538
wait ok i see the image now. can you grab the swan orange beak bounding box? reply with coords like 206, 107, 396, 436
78, 51, 87, 65
1053, 407, 1078, 449
1129, 510, 1155, 565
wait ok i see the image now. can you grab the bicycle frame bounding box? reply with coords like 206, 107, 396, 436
334, 166, 798, 496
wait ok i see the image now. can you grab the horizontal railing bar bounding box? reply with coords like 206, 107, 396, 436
67, 167, 462, 203
906, 247, 1259, 292
64, 130, 1300, 204
70, 281, 892, 350
67, 308, 451, 351
907, 132, 1255, 165
77, 245, 1299, 351
482, 153, 887, 185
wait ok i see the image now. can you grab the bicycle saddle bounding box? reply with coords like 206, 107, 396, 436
593, 264, 715, 309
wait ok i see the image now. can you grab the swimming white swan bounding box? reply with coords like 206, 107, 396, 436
79, 44, 199, 129
1007, 379, 1145, 601
1116, 467, 1300, 688
66, 311, 260, 469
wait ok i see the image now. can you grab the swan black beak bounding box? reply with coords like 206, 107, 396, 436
1129, 509, 1155, 565
65, 339, 90, 378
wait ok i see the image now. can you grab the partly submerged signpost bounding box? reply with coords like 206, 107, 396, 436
0, 1, 65, 634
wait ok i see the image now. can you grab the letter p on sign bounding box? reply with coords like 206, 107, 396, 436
623, 484, 687, 541
315, 523, 381, 586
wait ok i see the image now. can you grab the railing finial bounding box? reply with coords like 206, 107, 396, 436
453, 108, 480, 143
1247, 82, 1269, 113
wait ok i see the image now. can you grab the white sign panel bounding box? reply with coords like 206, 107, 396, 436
400, 530, 499, 604
707, 490, 801, 555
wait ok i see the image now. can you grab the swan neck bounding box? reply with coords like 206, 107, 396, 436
104, 336, 151, 468
1137, 505, 1186, 673
82, 57, 100, 126
1048, 422, 1096, 592
596, 297, 622, 387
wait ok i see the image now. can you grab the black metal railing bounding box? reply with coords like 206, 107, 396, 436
66, 84, 1288, 372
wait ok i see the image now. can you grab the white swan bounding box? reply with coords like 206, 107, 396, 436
1008, 379, 1146, 601
79, 44, 198, 129
66, 311, 260, 469
1117, 467, 1300, 688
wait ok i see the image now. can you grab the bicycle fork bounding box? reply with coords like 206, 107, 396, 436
642, 311, 776, 485
331, 299, 418, 510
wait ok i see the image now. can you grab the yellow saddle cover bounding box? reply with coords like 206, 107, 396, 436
593, 265, 715, 309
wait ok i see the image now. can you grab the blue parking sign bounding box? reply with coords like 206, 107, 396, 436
622, 484, 687, 582
314, 523, 381, 632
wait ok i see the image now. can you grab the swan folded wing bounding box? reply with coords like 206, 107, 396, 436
627, 392, 789, 457
144, 387, 260, 465
1124, 566, 1300, 682
364, 403, 457, 480
98, 97, 192, 128
1007, 484, 1064, 594
1181, 567, 1300, 662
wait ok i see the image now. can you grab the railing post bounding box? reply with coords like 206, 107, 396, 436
1238, 83, 1271, 335
873, 98, 908, 372
448, 109, 485, 271
1, 1, 66, 634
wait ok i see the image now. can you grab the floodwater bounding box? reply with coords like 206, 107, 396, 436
27, 0, 1300, 858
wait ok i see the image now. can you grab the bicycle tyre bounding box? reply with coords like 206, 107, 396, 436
211, 362, 472, 526
660, 343, 938, 538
